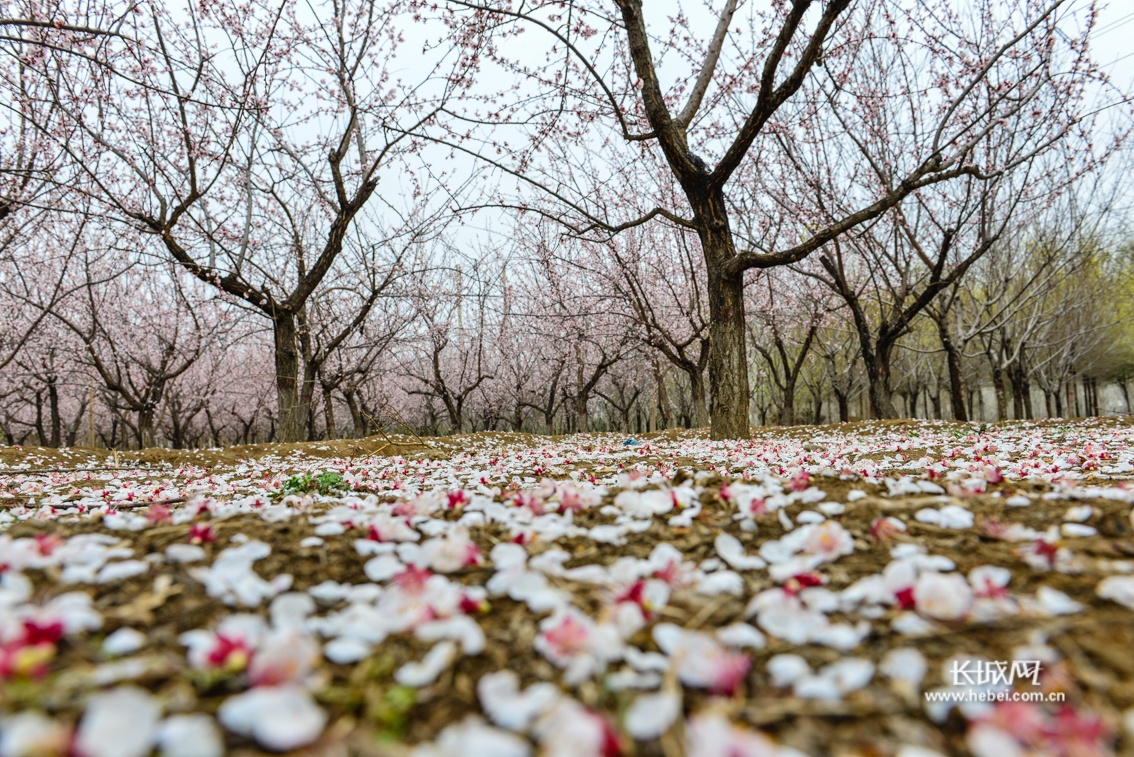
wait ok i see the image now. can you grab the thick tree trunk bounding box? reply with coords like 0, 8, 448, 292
862, 342, 899, 419
137, 401, 157, 449
833, 388, 849, 423
344, 390, 364, 437
273, 313, 307, 443
705, 263, 750, 438
1010, 377, 1025, 420
66, 399, 86, 447
692, 188, 750, 440
170, 407, 185, 450
1009, 364, 1033, 420
574, 395, 589, 433
778, 380, 796, 426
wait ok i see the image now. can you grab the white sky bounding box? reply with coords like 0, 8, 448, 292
1091, 1, 1134, 93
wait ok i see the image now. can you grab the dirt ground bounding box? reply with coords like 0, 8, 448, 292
2, 419, 1133, 756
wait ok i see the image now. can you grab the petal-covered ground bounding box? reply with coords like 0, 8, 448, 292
2, 419, 1134, 756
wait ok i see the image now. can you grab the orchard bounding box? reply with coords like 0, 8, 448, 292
1, 0, 1133, 755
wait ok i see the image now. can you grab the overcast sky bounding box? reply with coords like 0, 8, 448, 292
1079, 0, 1134, 123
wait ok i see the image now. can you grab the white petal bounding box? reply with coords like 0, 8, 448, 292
1035, 586, 1084, 616
269, 592, 315, 631
714, 533, 765, 571
165, 544, 207, 563
75, 686, 161, 757
416, 616, 486, 655
716, 623, 765, 650
101, 628, 147, 657
767, 654, 810, 687
477, 671, 560, 732
880, 648, 927, 688
0, 711, 70, 757
624, 690, 681, 740
490, 543, 528, 569
158, 714, 224, 757
218, 685, 326, 751
652, 623, 685, 655
1093, 580, 1134, 607
395, 641, 458, 687
324, 636, 372, 664
364, 554, 404, 582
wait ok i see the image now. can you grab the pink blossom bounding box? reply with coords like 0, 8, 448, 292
801, 521, 854, 561
685, 712, 782, 757
788, 469, 812, 492
983, 466, 1005, 484
420, 529, 483, 573
968, 565, 1011, 599
871, 516, 906, 541
653, 623, 751, 695
187, 523, 216, 545
533, 699, 622, 757
913, 572, 972, 621
247, 632, 320, 687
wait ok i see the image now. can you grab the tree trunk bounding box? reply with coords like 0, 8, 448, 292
687, 186, 750, 439
863, 344, 899, 419
323, 387, 337, 439
138, 402, 156, 449
704, 261, 750, 438
34, 390, 46, 446
574, 394, 589, 433
1011, 378, 1024, 421
655, 364, 671, 430
937, 322, 968, 421
47, 377, 62, 447
344, 390, 365, 437
992, 367, 1007, 421
170, 402, 186, 450
273, 313, 306, 443
778, 379, 796, 426
688, 369, 709, 429
833, 388, 849, 423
